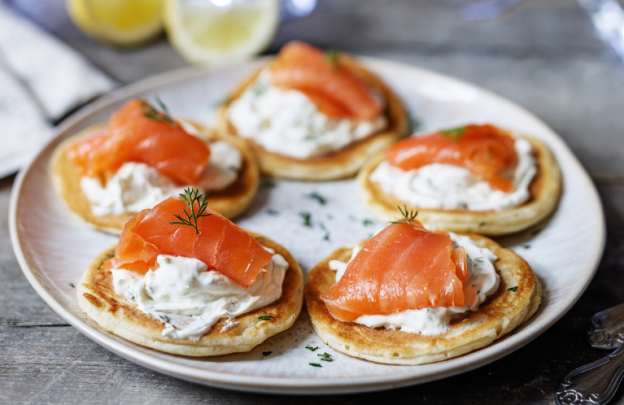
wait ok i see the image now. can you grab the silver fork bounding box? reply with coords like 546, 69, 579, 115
555, 304, 624, 405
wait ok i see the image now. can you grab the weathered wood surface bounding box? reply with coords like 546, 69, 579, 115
2, 0, 624, 403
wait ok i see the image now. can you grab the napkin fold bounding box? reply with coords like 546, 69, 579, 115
0, 3, 118, 177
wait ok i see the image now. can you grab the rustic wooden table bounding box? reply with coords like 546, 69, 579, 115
2, 0, 624, 403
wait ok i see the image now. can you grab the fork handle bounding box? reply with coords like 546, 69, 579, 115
555, 344, 624, 405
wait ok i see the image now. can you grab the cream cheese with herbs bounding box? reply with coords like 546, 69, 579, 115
329, 232, 500, 335
369, 137, 536, 211
80, 140, 242, 216
226, 71, 387, 159
111, 248, 288, 340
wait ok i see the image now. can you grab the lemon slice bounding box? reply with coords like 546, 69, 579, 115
66, 0, 163, 47
163, 0, 280, 67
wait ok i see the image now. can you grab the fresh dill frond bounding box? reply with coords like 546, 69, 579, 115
140, 97, 175, 126
258, 315, 275, 321
306, 346, 319, 351
323, 232, 330, 241
69, 283, 75, 288
507, 286, 518, 292
170, 188, 211, 234
228, 165, 241, 175
262, 351, 272, 357
389, 205, 419, 225
267, 209, 279, 216
362, 219, 374, 227
440, 126, 466, 142
306, 191, 326, 205
309, 363, 322, 368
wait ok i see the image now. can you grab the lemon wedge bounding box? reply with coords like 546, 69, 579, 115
163, 0, 280, 67
66, 0, 163, 47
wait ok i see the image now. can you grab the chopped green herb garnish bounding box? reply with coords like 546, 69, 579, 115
318, 352, 333, 362
267, 209, 279, 216
323, 232, 330, 241
306, 192, 326, 205
262, 351, 272, 357
140, 98, 175, 126
389, 205, 418, 225
363, 219, 374, 226
408, 113, 421, 134
228, 165, 241, 175
479, 222, 486, 228
300, 212, 312, 227
260, 181, 276, 190
511, 329, 518, 335
254, 83, 268, 96
522, 244, 531, 249
323, 48, 340, 71
440, 126, 466, 142
507, 286, 518, 292
258, 315, 275, 321
531, 229, 543, 237
69, 283, 75, 288
306, 346, 319, 351
309, 363, 322, 368
170, 188, 211, 234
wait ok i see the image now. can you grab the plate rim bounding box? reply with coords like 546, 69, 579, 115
9, 57, 606, 394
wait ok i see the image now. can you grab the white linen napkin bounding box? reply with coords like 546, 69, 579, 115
0, 3, 118, 177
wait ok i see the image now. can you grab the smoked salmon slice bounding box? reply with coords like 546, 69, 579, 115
270, 41, 383, 120
67, 99, 211, 185
385, 124, 518, 192
321, 218, 469, 322
103, 193, 273, 288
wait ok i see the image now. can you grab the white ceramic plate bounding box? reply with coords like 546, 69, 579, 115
10, 57, 605, 394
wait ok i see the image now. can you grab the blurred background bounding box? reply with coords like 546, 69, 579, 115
2, 0, 624, 181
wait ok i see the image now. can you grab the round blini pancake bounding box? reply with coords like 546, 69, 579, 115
50, 121, 259, 235
305, 234, 542, 365
77, 232, 303, 357
216, 54, 408, 181
357, 134, 562, 235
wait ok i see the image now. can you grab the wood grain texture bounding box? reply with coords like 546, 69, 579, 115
2, 0, 624, 403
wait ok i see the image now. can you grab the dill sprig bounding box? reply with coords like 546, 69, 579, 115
170, 188, 211, 234
306, 346, 319, 351
140, 97, 176, 126
440, 126, 466, 142
389, 205, 419, 225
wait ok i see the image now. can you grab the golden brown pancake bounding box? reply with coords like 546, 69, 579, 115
50, 121, 259, 235
357, 135, 561, 235
77, 232, 303, 357
216, 54, 408, 181
305, 234, 541, 365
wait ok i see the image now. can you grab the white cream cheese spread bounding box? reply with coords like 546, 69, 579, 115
329, 232, 500, 335
111, 248, 288, 340
226, 71, 387, 159
369, 137, 536, 211
80, 140, 242, 216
